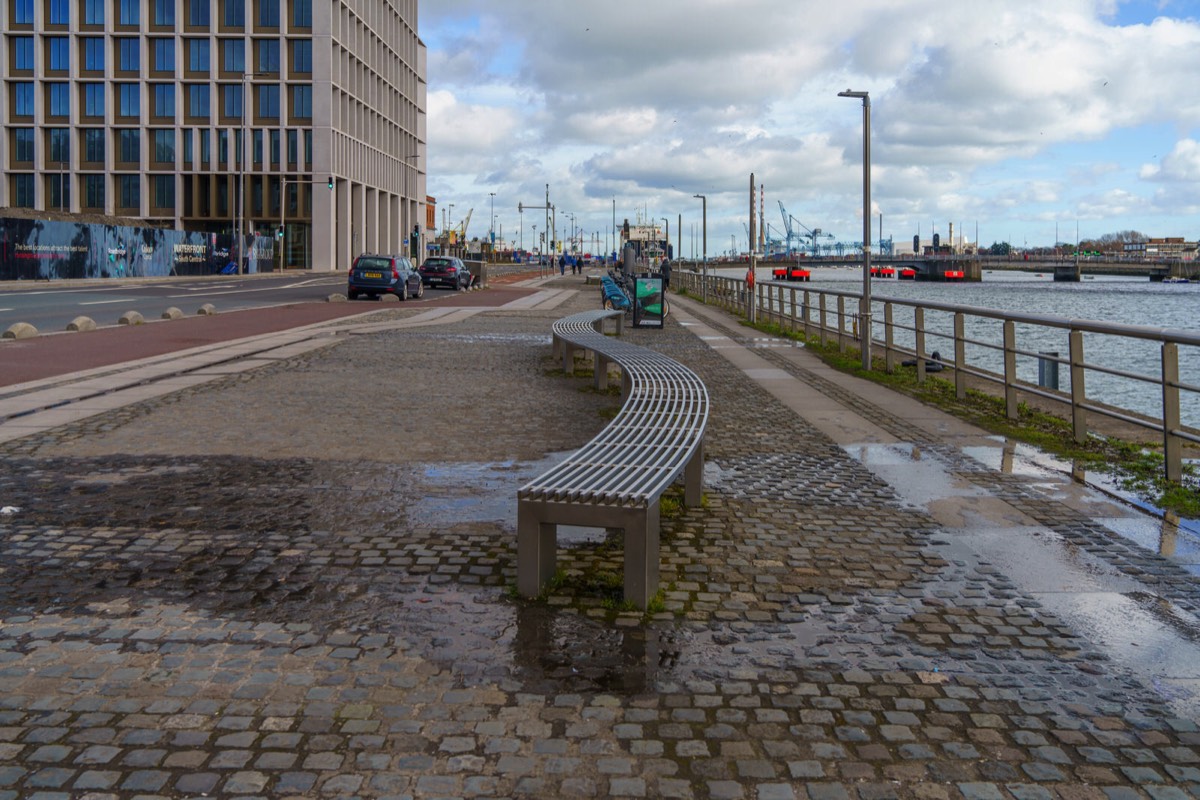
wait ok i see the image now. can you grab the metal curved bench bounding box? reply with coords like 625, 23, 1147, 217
517, 309, 709, 608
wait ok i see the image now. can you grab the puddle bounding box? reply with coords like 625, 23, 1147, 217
843, 442, 989, 508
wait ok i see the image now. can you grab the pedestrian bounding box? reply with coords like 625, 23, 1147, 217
660, 257, 672, 291
560, 256, 566, 276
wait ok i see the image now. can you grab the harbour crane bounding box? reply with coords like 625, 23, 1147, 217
777, 201, 835, 257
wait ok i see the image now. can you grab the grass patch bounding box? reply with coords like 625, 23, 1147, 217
742, 317, 1200, 516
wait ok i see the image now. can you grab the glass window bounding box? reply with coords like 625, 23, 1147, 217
119, 0, 139, 25
47, 36, 69, 70
48, 171, 69, 208
222, 83, 243, 118
258, 84, 279, 118
223, 0, 244, 27
13, 81, 34, 117
189, 39, 210, 72
83, 37, 105, 71
13, 36, 33, 70
200, 128, 211, 163
252, 129, 262, 164
292, 0, 311, 27
117, 83, 140, 117
117, 38, 140, 71
119, 174, 140, 208
292, 40, 312, 73
154, 129, 175, 163
189, 0, 210, 26
119, 129, 140, 162
12, 174, 34, 208
84, 129, 105, 162
269, 129, 279, 166
286, 128, 297, 164
13, 128, 34, 162
256, 39, 279, 73
48, 82, 70, 116
223, 39, 245, 71
84, 0, 104, 24
153, 38, 175, 72
182, 128, 193, 162
48, 0, 68, 24
48, 128, 70, 163
188, 84, 210, 118
84, 175, 105, 208
303, 129, 312, 166
218, 129, 228, 163
154, 0, 176, 26
154, 174, 174, 208
83, 83, 105, 116
13, 0, 33, 24
291, 85, 312, 119
153, 83, 175, 118
258, 0, 279, 27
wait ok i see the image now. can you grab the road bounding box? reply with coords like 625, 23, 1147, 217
0, 273, 465, 333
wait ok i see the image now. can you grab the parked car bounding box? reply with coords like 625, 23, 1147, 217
347, 254, 423, 300
419, 256, 472, 290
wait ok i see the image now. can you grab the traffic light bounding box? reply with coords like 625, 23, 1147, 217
327, 176, 334, 190
276, 225, 284, 239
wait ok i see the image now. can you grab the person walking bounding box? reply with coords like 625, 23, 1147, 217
559, 255, 566, 276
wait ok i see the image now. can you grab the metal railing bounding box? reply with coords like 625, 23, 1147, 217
675, 269, 1200, 483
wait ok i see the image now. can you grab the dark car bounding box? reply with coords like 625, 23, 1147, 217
347, 254, 424, 300
418, 256, 471, 290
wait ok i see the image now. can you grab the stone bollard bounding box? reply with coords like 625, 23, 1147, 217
3, 322, 37, 340
67, 316, 97, 332
326, 293, 347, 303
118, 310, 145, 326
380, 294, 399, 302
197, 303, 217, 316
161, 307, 184, 320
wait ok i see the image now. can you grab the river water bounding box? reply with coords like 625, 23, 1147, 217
714, 266, 1200, 428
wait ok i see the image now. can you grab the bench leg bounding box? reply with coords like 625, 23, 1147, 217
623, 501, 660, 610
594, 354, 609, 390
517, 503, 557, 598
684, 437, 704, 507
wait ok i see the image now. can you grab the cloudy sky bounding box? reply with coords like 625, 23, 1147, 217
422, 0, 1200, 256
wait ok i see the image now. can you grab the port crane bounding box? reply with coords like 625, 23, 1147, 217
778, 201, 833, 257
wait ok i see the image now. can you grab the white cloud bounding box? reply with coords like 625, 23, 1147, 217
422, 1, 1200, 248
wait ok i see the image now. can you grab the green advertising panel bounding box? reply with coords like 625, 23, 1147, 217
633, 276, 664, 328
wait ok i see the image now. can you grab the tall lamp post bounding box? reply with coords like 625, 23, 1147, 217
838, 89, 872, 371
400, 153, 420, 259
660, 217, 669, 261
488, 191, 496, 262
237, 71, 263, 274
693, 194, 707, 302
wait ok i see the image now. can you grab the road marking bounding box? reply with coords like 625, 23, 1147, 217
78, 299, 133, 306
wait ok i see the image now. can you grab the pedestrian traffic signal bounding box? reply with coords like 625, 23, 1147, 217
327, 176, 334, 190
276, 225, 284, 239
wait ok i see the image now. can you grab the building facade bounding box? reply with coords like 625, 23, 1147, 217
1, 0, 426, 271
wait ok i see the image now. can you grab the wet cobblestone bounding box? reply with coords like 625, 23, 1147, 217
0, 281, 1198, 798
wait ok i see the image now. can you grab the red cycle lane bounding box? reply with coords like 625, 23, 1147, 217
0, 286, 539, 388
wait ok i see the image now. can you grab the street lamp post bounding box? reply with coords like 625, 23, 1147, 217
401, 153, 420, 260
693, 194, 707, 302
488, 191, 496, 263
660, 217, 669, 261
838, 89, 872, 371
237, 71, 263, 274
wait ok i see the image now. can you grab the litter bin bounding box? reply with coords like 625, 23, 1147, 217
1038, 352, 1060, 390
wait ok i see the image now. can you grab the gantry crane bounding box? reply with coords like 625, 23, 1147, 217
778, 201, 833, 257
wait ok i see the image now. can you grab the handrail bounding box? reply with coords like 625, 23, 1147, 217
675, 269, 1199, 484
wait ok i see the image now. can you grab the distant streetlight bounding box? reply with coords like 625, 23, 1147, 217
693, 194, 707, 302
838, 89, 872, 371
238, 71, 264, 274
489, 191, 496, 262
401, 153, 420, 259
660, 217, 669, 260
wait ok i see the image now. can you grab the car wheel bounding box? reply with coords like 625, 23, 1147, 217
400, 283, 409, 301
416, 282, 424, 298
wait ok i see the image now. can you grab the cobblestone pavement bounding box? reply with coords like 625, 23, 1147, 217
1, 278, 1199, 799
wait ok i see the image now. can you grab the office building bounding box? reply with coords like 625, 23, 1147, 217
1, 0, 427, 271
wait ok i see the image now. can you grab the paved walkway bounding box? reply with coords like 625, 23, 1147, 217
1, 275, 1199, 800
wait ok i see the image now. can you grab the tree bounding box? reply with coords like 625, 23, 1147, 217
987, 241, 1012, 256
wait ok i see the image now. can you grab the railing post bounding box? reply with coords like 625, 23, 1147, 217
802, 290, 811, 339
788, 286, 796, 333
914, 307, 927, 383
884, 302, 895, 373
819, 293, 828, 347
1003, 320, 1018, 419
954, 312, 966, 399
837, 295, 847, 353
1162, 341, 1182, 483
1069, 329, 1087, 444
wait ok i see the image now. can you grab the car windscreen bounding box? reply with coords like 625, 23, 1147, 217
355, 257, 390, 270
423, 259, 451, 268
